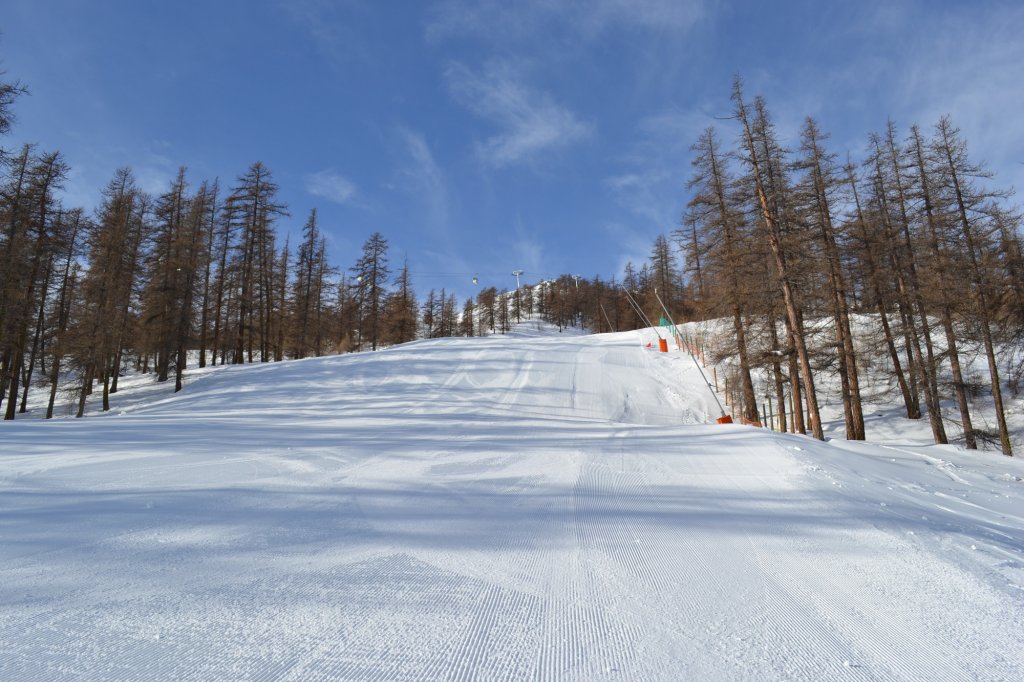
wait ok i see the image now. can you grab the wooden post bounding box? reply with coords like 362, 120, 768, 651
713, 367, 718, 392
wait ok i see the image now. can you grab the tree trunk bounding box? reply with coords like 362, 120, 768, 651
910, 126, 973, 447
881, 127, 947, 443
939, 129, 1012, 454
733, 84, 824, 439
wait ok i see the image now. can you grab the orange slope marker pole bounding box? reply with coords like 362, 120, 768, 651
650, 288, 730, 424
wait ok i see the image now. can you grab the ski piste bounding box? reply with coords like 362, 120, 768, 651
2, 322, 1023, 680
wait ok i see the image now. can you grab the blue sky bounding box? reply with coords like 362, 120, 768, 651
4, 0, 1023, 301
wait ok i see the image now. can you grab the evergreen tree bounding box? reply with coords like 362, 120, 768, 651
2, 150, 68, 419
460, 298, 475, 336
684, 127, 760, 426
931, 116, 1014, 454
844, 159, 919, 420
352, 232, 390, 350
0, 71, 27, 158
224, 162, 286, 364
72, 168, 147, 417
383, 260, 418, 345
648, 234, 682, 319
196, 180, 220, 368
477, 287, 497, 334
909, 124, 974, 447
421, 289, 437, 339
44, 209, 85, 418
792, 118, 864, 439
733, 79, 824, 439
292, 209, 322, 359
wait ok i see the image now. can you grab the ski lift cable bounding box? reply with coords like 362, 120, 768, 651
621, 287, 658, 331
396, 270, 569, 288
621, 287, 664, 339
621, 288, 650, 329
650, 287, 727, 419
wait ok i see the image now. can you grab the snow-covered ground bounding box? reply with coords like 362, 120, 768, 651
2, 322, 1024, 680
675, 314, 1024, 449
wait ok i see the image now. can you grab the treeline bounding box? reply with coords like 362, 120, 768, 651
526, 239, 693, 335
532, 79, 1023, 455
0, 144, 419, 419
5, 65, 1022, 452
0, 66, 597, 420
0, 69, 431, 419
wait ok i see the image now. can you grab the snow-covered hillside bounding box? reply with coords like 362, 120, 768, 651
2, 323, 1023, 680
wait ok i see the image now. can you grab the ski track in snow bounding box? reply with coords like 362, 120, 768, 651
2, 324, 1024, 680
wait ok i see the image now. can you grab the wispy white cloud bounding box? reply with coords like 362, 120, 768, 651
604, 172, 671, 228
393, 126, 470, 290
426, 0, 705, 42
279, 0, 369, 67
56, 141, 178, 211
604, 220, 658, 280
887, 5, 1024, 193
604, 108, 714, 232
735, 2, 1024, 191
128, 142, 179, 196
445, 61, 593, 167
305, 169, 358, 204
577, 0, 706, 34
509, 214, 545, 278
396, 126, 449, 227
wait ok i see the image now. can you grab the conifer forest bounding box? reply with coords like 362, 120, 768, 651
2, 69, 1022, 456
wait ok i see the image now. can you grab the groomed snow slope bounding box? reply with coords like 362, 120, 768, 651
2, 323, 1024, 680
